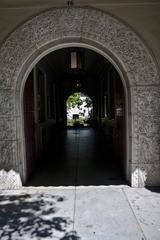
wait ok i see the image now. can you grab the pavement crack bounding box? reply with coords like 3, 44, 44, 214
73, 129, 79, 231
122, 188, 147, 240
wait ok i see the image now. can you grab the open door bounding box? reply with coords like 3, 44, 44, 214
23, 70, 36, 179
115, 74, 126, 176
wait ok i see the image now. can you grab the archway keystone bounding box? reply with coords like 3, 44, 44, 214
0, 7, 159, 188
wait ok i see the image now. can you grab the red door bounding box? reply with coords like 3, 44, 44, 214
23, 70, 36, 179
115, 76, 126, 176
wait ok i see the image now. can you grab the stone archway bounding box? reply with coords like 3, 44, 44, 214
0, 7, 159, 188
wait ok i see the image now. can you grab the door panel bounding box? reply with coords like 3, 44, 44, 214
116, 76, 125, 175
23, 70, 36, 179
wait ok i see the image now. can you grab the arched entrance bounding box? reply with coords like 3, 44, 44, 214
0, 7, 159, 188
23, 46, 126, 186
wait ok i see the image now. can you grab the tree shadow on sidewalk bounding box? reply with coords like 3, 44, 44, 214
0, 193, 80, 240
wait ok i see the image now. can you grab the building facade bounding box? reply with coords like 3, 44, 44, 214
0, 0, 160, 188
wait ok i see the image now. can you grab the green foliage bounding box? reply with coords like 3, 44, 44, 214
84, 96, 92, 108
67, 93, 92, 110
67, 93, 83, 109
67, 117, 87, 127
67, 92, 93, 127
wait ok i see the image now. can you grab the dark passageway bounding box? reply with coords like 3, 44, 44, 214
24, 47, 126, 186
26, 128, 125, 186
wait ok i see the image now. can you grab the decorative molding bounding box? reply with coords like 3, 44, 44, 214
0, 169, 22, 190
139, 163, 160, 186
0, 90, 15, 116
134, 87, 160, 114
0, 118, 17, 141
0, 141, 18, 168
0, 1, 160, 9
138, 135, 160, 163
0, 8, 159, 89
131, 163, 160, 187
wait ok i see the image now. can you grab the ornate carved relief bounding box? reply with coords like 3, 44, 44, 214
136, 87, 160, 114
137, 115, 160, 138
139, 164, 160, 186
0, 90, 15, 116
131, 164, 140, 188
131, 86, 160, 114
132, 114, 160, 164
0, 7, 159, 187
131, 86, 160, 168
0, 170, 22, 189
0, 141, 18, 169
0, 118, 16, 141
138, 135, 160, 163
131, 163, 160, 187
0, 8, 159, 89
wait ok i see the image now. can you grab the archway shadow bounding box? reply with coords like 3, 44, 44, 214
146, 187, 160, 193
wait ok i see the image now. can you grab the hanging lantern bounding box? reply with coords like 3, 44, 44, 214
70, 50, 82, 70
75, 79, 82, 89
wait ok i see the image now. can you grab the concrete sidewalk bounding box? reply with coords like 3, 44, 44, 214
0, 186, 160, 239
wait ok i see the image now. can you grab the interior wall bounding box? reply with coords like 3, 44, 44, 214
24, 59, 60, 176
97, 65, 126, 176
